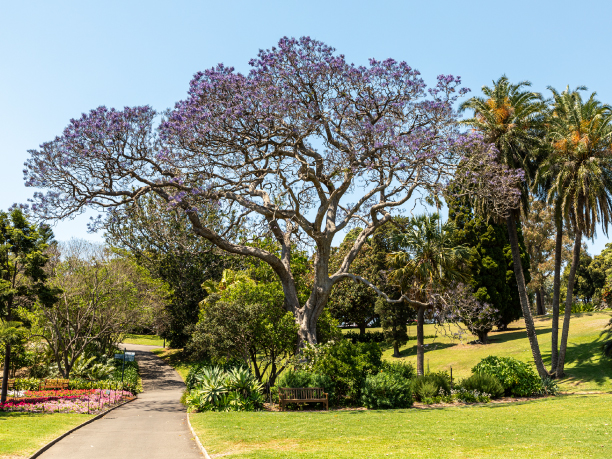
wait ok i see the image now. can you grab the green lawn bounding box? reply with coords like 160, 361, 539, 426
190, 394, 612, 458
377, 312, 612, 392
0, 412, 93, 458
122, 334, 165, 347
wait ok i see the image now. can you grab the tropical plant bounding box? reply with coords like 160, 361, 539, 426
537, 86, 612, 376
387, 213, 471, 374
460, 76, 549, 378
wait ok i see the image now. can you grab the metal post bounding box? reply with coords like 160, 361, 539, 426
450, 366, 453, 389
121, 350, 126, 392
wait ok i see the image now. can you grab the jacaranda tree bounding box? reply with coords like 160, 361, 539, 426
25, 37, 470, 345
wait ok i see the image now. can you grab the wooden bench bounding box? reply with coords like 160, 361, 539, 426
279, 387, 328, 411
41, 379, 69, 390
6, 379, 15, 390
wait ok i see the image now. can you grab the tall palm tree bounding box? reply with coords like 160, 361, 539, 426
388, 214, 470, 375
537, 86, 612, 377
460, 76, 550, 378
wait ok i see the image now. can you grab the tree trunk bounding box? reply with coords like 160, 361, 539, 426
536, 289, 545, 315
1, 343, 10, 404
358, 322, 366, 335
556, 229, 582, 378
416, 305, 425, 376
506, 213, 549, 378
551, 223, 563, 373
392, 341, 400, 358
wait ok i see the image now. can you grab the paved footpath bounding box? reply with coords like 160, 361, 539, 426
39, 344, 202, 459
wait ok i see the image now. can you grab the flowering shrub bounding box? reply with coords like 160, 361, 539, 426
0, 389, 132, 414
451, 388, 491, 403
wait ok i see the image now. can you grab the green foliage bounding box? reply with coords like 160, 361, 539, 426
472, 356, 543, 396
185, 360, 246, 391
375, 298, 412, 354
70, 355, 115, 381
411, 373, 451, 401
460, 373, 504, 399
447, 199, 530, 330
379, 360, 416, 380
189, 277, 298, 386
452, 387, 492, 403
361, 372, 413, 409
274, 370, 334, 405
185, 366, 264, 412
316, 309, 343, 344
297, 340, 382, 405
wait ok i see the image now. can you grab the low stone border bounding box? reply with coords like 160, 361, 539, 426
28, 396, 138, 459
187, 412, 212, 459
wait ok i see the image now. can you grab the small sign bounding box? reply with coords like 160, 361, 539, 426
125, 352, 135, 356
114, 354, 124, 360
125, 355, 135, 362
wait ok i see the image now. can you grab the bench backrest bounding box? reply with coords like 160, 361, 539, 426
7, 379, 15, 390
279, 387, 326, 400
42, 379, 69, 390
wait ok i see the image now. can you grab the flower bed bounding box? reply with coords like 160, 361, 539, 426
0, 389, 133, 414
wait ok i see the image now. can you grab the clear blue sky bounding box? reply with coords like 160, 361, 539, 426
1, 0, 611, 253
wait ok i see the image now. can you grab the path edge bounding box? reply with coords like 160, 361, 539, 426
187, 412, 212, 459
28, 396, 138, 459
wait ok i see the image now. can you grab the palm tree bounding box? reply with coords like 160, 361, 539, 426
388, 214, 470, 375
537, 86, 612, 377
460, 76, 550, 378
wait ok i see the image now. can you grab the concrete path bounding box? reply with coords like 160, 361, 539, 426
39, 344, 202, 459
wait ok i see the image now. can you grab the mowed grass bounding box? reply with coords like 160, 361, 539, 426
122, 334, 165, 347
0, 412, 93, 457
190, 394, 612, 459
374, 312, 612, 392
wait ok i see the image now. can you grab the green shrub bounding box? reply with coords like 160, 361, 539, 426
452, 388, 491, 403
361, 372, 413, 409
540, 377, 559, 396
298, 340, 382, 405
185, 366, 263, 412
472, 356, 542, 397
411, 373, 451, 401
12, 378, 41, 391
460, 373, 504, 399
379, 361, 415, 380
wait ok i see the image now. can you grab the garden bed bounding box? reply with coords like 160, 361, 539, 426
0, 388, 134, 414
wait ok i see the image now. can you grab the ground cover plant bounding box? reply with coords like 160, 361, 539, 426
189, 394, 612, 458
0, 412, 94, 458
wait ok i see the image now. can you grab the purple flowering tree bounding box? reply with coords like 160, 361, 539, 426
25, 37, 468, 346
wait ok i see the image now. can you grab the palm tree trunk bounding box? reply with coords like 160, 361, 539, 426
416, 305, 425, 376
536, 289, 545, 315
506, 213, 549, 378
551, 223, 563, 373
556, 229, 582, 377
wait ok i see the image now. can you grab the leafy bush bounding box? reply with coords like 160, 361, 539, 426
298, 340, 382, 405
460, 373, 504, 399
379, 360, 415, 380
361, 372, 413, 409
71, 355, 115, 381
12, 378, 41, 391
472, 356, 542, 397
452, 388, 491, 403
185, 366, 263, 412
411, 373, 451, 402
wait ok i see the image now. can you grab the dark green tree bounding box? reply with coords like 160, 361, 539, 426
1, 208, 56, 403
448, 200, 531, 331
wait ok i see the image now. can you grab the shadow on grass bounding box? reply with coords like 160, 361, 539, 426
558, 339, 612, 387
396, 342, 456, 358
